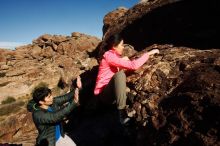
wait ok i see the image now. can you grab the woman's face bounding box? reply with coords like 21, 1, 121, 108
113, 40, 124, 55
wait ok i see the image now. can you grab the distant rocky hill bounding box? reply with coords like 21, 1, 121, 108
0, 32, 100, 145
0, 32, 100, 102
0, 0, 220, 146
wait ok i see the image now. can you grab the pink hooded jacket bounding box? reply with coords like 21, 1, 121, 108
94, 49, 149, 95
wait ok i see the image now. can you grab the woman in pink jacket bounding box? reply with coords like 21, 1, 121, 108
94, 34, 159, 125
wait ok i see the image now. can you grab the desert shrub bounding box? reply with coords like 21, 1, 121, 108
0, 101, 25, 116
1, 96, 16, 104
0, 72, 6, 78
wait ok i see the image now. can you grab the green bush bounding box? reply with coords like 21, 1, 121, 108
1, 96, 16, 104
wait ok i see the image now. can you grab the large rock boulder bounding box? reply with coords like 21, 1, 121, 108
103, 7, 128, 35
101, 0, 220, 50
1, 0, 220, 145
126, 45, 220, 146
94, 0, 220, 145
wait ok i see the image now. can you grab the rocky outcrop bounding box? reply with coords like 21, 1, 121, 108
70, 0, 220, 145
0, 33, 100, 145
125, 45, 220, 146
64, 45, 219, 146
98, 0, 220, 145
103, 7, 128, 35
102, 0, 220, 50
1, 0, 220, 145
0, 108, 36, 146
0, 33, 100, 102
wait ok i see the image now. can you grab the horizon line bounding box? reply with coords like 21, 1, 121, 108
0, 41, 28, 50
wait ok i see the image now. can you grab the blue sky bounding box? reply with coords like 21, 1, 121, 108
0, 0, 139, 49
